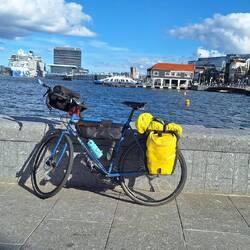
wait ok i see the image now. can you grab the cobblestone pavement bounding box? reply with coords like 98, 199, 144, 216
0, 183, 249, 250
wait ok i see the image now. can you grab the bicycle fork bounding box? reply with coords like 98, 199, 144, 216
47, 132, 68, 168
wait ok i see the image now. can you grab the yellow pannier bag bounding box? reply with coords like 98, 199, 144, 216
135, 113, 153, 134
146, 131, 178, 175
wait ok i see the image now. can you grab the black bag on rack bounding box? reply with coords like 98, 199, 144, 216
76, 120, 122, 140
47, 85, 81, 112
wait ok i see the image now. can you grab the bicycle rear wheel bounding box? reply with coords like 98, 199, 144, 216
118, 140, 187, 206
31, 131, 73, 199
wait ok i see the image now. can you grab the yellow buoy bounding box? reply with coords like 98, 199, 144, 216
185, 99, 190, 107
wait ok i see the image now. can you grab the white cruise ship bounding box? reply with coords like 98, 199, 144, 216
8, 49, 46, 77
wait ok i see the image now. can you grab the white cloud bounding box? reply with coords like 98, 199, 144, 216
0, 46, 5, 51
89, 40, 129, 52
0, 0, 95, 39
170, 13, 250, 54
196, 47, 225, 58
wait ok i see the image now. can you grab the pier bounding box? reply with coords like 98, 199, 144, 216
206, 86, 250, 95
191, 85, 250, 95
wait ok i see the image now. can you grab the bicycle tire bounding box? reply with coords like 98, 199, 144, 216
118, 140, 187, 206
31, 130, 74, 199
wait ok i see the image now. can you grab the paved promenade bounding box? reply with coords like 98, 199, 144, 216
0, 184, 249, 250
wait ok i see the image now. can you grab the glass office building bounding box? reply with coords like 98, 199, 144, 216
54, 47, 81, 68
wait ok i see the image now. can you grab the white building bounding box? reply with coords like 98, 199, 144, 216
146, 63, 195, 89
130, 67, 139, 79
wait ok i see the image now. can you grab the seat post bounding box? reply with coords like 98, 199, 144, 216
128, 108, 136, 123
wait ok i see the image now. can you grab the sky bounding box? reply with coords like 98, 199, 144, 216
0, 0, 250, 73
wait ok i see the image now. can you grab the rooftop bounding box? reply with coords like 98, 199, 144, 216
54, 47, 81, 51
149, 63, 195, 71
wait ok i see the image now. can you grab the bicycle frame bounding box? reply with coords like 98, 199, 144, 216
51, 109, 147, 178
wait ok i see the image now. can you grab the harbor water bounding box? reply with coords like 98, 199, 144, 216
0, 77, 249, 129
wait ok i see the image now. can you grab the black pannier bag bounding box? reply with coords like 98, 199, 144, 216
76, 120, 123, 140
47, 85, 81, 112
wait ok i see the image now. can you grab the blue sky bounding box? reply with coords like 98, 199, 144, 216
0, 0, 250, 73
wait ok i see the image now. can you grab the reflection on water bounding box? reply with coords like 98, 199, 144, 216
0, 77, 249, 129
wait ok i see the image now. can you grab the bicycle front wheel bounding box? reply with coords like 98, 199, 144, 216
31, 131, 73, 199
118, 140, 187, 206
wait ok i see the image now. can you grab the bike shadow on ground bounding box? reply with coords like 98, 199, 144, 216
15, 128, 135, 205
66, 152, 136, 205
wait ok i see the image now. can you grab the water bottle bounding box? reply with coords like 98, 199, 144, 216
87, 139, 103, 159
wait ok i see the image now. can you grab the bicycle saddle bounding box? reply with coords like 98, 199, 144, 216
122, 101, 146, 110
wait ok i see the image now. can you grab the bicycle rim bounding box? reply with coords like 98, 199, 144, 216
119, 141, 187, 206
31, 132, 73, 198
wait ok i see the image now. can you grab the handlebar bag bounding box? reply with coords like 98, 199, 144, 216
76, 120, 122, 140
146, 131, 178, 175
48, 85, 81, 112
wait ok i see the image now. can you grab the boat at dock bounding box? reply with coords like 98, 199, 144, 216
63, 74, 73, 81
94, 76, 138, 86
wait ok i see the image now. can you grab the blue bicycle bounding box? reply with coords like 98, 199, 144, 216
31, 80, 187, 206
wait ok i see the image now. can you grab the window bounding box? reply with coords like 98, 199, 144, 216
171, 72, 175, 76
165, 71, 170, 76
153, 71, 159, 76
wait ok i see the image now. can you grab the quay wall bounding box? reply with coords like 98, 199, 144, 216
0, 116, 250, 196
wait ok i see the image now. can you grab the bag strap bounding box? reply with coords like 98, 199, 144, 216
152, 117, 165, 125
163, 122, 168, 132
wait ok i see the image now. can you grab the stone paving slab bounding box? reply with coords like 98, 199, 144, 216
106, 227, 185, 250
230, 196, 250, 227
106, 195, 186, 249
0, 243, 22, 250
0, 186, 57, 246
0, 183, 15, 195
185, 229, 250, 250
111, 196, 180, 230
177, 193, 250, 236
47, 188, 119, 223
22, 219, 110, 250
0, 184, 250, 249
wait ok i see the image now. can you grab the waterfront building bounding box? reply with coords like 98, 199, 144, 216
130, 67, 139, 79
189, 57, 226, 71
146, 63, 195, 89
190, 54, 250, 85
8, 49, 45, 77
54, 47, 81, 68
47, 64, 77, 75
227, 58, 250, 83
